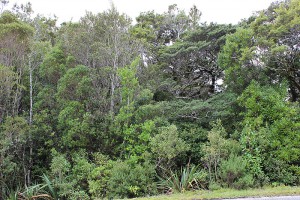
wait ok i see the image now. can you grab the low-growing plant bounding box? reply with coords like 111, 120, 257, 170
158, 165, 208, 193
42, 174, 59, 200
208, 181, 222, 191
12, 182, 54, 200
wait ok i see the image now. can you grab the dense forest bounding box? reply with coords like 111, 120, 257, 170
0, 0, 300, 199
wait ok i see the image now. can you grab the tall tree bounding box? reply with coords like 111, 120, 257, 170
0, 11, 33, 67
188, 5, 202, 30
219, 0, 300, 101
0, 11, 33, 119
159, 23, 235, 99
0, 65, 21, 122
0, 116, 30, 194
59, 5, 141, 116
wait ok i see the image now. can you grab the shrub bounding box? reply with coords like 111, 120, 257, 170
264, 157, 296, 185
150, 125, 189, 168
107, 160, 157, 198
208, 182, 222, 191
220, 154, 254, 189
88, 153, 112, 199
49, 149, 93, 199
158, 165, 208, 193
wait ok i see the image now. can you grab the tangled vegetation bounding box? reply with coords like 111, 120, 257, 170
0, 0, 300, 199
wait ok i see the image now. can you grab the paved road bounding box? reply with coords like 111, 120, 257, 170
223, 196, 300, 200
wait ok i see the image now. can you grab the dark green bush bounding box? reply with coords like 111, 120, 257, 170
107, 160, 157, 198
264, 157, 296, 185
220, 154, 254, 189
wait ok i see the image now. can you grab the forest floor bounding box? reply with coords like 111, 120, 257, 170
134, 186, 300, 200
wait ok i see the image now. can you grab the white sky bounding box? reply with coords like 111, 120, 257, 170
8, 0, 276, 24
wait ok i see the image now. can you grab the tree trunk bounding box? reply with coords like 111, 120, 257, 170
23, 146, 27, 188
110, 73, 115, 115
29, 61, 33, 126
27, 59, 33, 186
211, 75, 216, 94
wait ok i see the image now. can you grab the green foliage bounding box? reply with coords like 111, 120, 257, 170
218, 28, 268, 94
117, 58, 139, 106
150, 125, 189, 167
88, 153, 112, 199
220, 0, 300, 100
58, 101, 93, 149
137, 91, 238, 131
107, 160, 157, 198
158, 23, 235, 99
263, 157, 296, 185
159, 165, 208, 193
57, 65, 92, 104
114, 58, 140, 128
42, 174, 59, 200
114, 58, 157, 160
39, 46, 67, 85
202, 120, 241, 182
122, 120, 156, 162
208, 182, 222, 191
49, 150, 77, 199
71, 150, 93, 190
0, 116, 29, 192
0, 65, 22, 119
50, 150, 70, 184
239, 126, 267, 185
179, 124, 208, 163
0, 10, 33, 39
238, 81, 300, 185
10, 183, 51, 200
220, 154, 254, 189
238, 81, 289, 124
2, 1, 300, 198
135, 88, 154, 107
2, 175, 57, 200
49, 149, 93, 199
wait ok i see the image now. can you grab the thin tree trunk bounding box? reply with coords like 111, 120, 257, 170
110, 73, 115, 115
211, 75, 216, 94
208, 161, 212, 182
110, 46, 119, 115
27, 58, 33, 186
29, 61, 33, 125
23, 147, 27, 188
0, 160, 4, 199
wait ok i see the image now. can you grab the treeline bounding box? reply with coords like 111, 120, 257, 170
0, 0, 300, 199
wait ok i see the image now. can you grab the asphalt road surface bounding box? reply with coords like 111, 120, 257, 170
223, 196, 300, 200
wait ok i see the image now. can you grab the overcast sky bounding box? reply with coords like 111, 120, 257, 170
8, 0, 276, 24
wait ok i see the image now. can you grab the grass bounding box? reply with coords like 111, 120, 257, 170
133, 186, 300, 200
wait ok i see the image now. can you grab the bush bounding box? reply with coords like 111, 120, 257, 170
150, 124, 189, 168
158, 165, 208, 193
208, 182, 222, 191
88, 153, 112, 199
107, 160, 157, 198
233, 174, 254, 190
220, 154, 254, 189
49, 149, 93, 199
264, 157, 296, 185
69, 190, 90, 200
